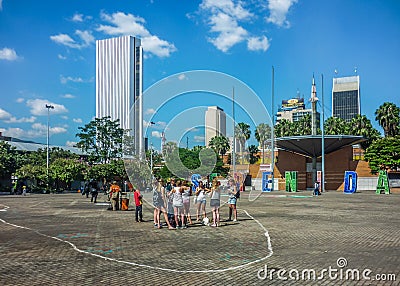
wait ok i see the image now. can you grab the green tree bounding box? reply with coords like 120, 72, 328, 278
324, 116, 349, 135
375, 102, 400, 137
209, 135, 230, 157
292, 114, 312, 135
235, 122, 251, 164
248, 144, 260, 164
76, 116, 126, 163
364, 136, 400, 173
255, 123, 271, 163
0, 141, 20, 178
348, 114, 381, 150
49, 158, 85, 191
275, 119, 294, 137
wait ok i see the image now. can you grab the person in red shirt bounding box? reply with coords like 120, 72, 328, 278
134, 188, 144, 222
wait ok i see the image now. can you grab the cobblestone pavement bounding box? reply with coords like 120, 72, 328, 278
0, 190, 399, 286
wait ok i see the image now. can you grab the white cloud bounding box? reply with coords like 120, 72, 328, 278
0, 47, 20, 61
151, 131, 163, 138
16, 98, 25, 103
1, 124, 67, 139
178, 74, 187, 80
60, 75, 84, 84
61, 93, 75, 99
145, 108, 155, 115
50, 30, 94, 49
198, 0, 293, 52
199, 0, 252, 52
71, 13, 84, 22
97, 12, 177, 57
75, 30, 95, 46
208, 12, 248, 52
4, 116, 36, 123
0, 0, 3, 11
265, 0, 297, 28
0, 108, 12, 119
58, 54, 67, 60
0, 107, 36, 123
73, 118, 82, 123
61, 115, 68, 120
26, 99, 68, 116
200, 0, 253, 20
247, 35, 270, 51
194, 135, 205, 142
66, 140, 78, 147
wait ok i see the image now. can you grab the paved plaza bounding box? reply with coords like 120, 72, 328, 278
0, 190, 399, 285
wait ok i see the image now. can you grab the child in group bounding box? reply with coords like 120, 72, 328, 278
181, 180, 193, 225
153, 179, 175, 229
209, 179, 221, 227
227, 178, 238, 222
195, 181, 210, 222
172, 180, 185, 229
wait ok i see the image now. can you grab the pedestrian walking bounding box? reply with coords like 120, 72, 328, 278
134, 188, 144, 222
109, 181, 121, 211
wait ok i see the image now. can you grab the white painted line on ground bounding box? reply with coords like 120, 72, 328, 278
0, 203, 273, 273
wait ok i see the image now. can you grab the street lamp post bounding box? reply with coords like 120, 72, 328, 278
45, 104, 54, 190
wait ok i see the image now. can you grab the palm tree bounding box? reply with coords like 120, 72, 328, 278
235, 122, 251, 164
375, 102, 400, 137
248, 144, 260, 164
294, 114, 312, 135
208, 135, 230, 157
348, 114, 381, 149
255, 123, 271, 163
275, 119, 293, 137
324, 117, 349, 135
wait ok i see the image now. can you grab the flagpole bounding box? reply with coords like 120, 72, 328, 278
271, 66, 275, 191
232, 87, 236, 179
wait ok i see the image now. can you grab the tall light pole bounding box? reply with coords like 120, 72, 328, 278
45, 104, 54, 190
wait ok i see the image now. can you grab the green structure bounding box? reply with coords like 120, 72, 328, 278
376, 170, 390, 195
285, 171, 298, 192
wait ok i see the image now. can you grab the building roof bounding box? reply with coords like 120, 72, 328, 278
275, 135, 365, 158
1, 140, 84, 155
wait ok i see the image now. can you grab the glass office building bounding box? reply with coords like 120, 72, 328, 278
332, 76, 360, 122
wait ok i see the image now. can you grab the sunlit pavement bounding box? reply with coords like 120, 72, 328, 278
0, 191, 399, 285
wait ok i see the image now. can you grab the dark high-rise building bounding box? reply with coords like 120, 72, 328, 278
332, 76, 360, 122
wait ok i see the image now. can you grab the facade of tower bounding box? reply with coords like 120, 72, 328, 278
96, 35, 143, 156
205, 106, 226, 147
332, 76, 360, 122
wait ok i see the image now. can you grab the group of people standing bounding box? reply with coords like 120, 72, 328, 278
151, 177, 240, 229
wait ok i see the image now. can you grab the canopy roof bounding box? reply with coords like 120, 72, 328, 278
275, 135, 365, 158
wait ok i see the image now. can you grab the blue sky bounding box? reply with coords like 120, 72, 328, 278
0, 0, 399, 149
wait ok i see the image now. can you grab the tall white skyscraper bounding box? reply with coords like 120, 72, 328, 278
205, 106, 226, 147
96, 35, 143, 156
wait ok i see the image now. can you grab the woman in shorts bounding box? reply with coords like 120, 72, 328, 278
195, 181, 209, 222
209, 179, 221, 227
153, 179, 174, 229
172, 180, 185, 229
181, 181, 193, 225
227, 178, 238, 222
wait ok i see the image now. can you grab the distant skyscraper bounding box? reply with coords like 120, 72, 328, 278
332, 75, 360, 122
96, 35, 143, 156
205, 106, 226, 147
